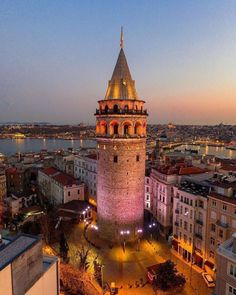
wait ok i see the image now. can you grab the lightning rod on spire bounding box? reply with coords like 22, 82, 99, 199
120, 26, 124, 49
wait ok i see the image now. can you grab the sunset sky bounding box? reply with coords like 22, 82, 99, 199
0, 0, 236, 125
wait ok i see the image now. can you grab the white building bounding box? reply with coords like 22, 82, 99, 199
172, 180, 209, 268
54, 154, 74, 176
38, 167, 84, 205
145, 164, 210, 237
74, 154, 97, 206
0, 234, 59, 295
145, 168, 178, 236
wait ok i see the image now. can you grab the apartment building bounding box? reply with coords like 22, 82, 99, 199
146, 167, 178, 236
172, 181, 210, 268
74, 154, 97, 206
38, 167, 84, 205
54, 153, 74, 176
0, 233, 59, 295
145, 164, 209, 237
215, 233, 236, 295
206, 176, 236, 272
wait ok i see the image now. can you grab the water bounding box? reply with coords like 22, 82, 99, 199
0, 139, 235, 159
0, 138, 96, 156
174, 144, 236, 159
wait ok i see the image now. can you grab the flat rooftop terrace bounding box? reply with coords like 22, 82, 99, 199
0, 234, 39, 270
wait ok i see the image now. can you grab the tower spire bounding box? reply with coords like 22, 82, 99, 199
120, 26, 124, 49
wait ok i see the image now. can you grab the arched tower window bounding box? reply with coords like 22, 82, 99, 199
100, 122, 107, 135
135, 122, 143, 136
105, 105, 109, 114
96, 122, 100, 134
123, 121, 133, 136
114, 124, 119, 135
124, 125, 129, 135
124, 105, 129, 112
113, 104, 119, 113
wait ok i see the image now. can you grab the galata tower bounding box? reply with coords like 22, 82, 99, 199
95, 29, 148, 242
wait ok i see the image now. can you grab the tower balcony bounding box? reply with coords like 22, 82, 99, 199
96, 133, 146, 139
95, 109, 148, 116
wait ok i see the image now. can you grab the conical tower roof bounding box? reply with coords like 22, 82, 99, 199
105, 29, 138, 100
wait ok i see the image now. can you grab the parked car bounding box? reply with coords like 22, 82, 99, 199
202, 272, 215, 288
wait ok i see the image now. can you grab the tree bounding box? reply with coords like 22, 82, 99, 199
76, 245, 91, 271
153, 260, 186, 292
59, 232, 69, 262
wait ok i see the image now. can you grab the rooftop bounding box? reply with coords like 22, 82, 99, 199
209, 191, 236, 205
58, 200, 90, 213
178, 181, 210, 197
154, 163, 208, 176
86, 154, 97, 160
218, 235, 236, 262
104, 30, 138, 100
41, 166, 82, 186
0, 234, 40, 270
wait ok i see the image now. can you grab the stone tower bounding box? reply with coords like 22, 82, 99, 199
95, 29, 148, 242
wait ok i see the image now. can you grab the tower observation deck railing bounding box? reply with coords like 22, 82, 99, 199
95, 109, 148, 116
96, 133, 146, 139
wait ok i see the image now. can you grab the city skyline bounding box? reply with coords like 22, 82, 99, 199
1, 1, 236, 125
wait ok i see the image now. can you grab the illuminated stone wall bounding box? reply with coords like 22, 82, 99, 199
97, 138, 146, 242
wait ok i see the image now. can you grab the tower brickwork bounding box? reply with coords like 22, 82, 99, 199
95, 31, 148, 242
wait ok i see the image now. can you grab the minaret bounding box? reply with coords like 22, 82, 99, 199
95, 29, 148, 242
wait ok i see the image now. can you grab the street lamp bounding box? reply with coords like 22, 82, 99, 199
149, 222, 156, 240
137, 228, 143, 251
120, 230, 130, 252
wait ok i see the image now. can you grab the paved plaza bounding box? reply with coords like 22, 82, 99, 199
56, 221, 213, 295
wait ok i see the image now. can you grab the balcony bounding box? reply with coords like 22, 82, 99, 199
216, 220, 229, 229
95, 109, 148, 116
196, 219, 203, 226
175, 209, 179, 214
195, 233, 203, 240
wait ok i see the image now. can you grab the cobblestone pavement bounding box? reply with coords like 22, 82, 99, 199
57, 222, 213, 295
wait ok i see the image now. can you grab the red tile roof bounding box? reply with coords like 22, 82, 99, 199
209, 192, 236, 205
86, 154, 97, 160
154, 164, 208, 176
178, 166, 209, 175
53, 173, 78, 186
41, 167, 58, 176
41, 166, 81, 186
221, 165, 236, 172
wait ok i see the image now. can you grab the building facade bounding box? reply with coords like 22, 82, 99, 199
95, 31, 148, 242
0, 234, 59, 295
0, 170, 6, 226
38, 167, 84, 205
74, 154, 97, 206
206, 191, 236, 271
147, 167, 178, 236
215, 233, 236, 295
172, 181, 209, 268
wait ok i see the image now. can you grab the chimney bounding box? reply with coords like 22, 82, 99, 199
232, 233, 236, 254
